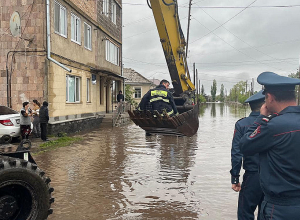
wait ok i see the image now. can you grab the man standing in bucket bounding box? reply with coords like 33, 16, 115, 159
138, 79, 178, 117
240, 72, 300, 220
230, 91, 265, 220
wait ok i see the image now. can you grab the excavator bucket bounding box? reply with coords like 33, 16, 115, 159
128, 104, 199, 137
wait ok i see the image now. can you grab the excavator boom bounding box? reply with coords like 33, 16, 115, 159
128, 0, 199, 137
149, 0, 195, 96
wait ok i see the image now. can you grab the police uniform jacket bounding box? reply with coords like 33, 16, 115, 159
230, 111, 260, 183
139, 84, 178, 115
240, 106, 300, 205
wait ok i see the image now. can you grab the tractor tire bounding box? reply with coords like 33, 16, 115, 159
0, 156, 54, 220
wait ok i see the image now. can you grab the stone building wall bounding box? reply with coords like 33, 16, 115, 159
97, 0, 122, 42
0, 0, 46, 110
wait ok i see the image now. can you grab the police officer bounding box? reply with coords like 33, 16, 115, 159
230, 91, 265, 220
138, 79, 178, 116
240, 72, 300, 220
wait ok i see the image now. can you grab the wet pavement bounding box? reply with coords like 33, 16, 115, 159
34, 103, 250, 220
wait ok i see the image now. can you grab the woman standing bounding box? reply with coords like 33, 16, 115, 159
32, 100, 41, 138
20, 102, 32, 140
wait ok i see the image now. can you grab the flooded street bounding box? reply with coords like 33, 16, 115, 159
35, 103, 250, 220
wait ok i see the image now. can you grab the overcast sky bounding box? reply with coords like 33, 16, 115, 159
122, 0, 300, 94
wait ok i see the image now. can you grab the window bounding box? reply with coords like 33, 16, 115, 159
105, 40, 120, 66
103, 0, 109, 17
87, 78, 90, 102
134, 88, 141, 99
66, 75, 80, 102
71, 13, 81, 44
111, 1, 116, 24
54, 1, 67, 37
84, 22, 92, 50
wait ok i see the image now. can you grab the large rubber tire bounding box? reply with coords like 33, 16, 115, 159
0, 156, 54, 220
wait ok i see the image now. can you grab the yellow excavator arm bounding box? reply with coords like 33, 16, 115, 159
149, 0, 195, 96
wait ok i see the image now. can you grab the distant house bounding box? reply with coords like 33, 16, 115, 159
123, 68, 155, 103
148, 78, 160, 86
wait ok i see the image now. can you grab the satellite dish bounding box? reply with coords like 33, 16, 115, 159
10, 11, 21, 37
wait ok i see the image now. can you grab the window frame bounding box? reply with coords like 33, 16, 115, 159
54, 1, 67, 38
103, 0, 109, 17
134, 87, 142, 99
66, 75, 81, 103
84, 22, 92, 50
111, 1, 117, 24
105, 40, 120, 66
71, 12, 81, 45
86, 78, 90, 102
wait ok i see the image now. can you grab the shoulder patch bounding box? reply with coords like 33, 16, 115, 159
267, 113, 280, 120
249, 125, 261, 138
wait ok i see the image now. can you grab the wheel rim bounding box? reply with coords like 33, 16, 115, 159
0, 181, 37, 220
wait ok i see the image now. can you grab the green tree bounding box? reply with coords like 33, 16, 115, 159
220, 84, 225, 102
125, 85, 137, 106
197, 94, 206, 103
228, 81, 250, 104
201, 84, 205, 95
211, 79, 217, 102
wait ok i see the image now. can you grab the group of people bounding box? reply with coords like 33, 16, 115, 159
20, 100, 49, 142
230, 71, 300, 220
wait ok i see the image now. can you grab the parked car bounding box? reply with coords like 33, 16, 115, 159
0, 105, 21, 143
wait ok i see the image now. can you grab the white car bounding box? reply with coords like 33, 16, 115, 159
0, 105, 21, 143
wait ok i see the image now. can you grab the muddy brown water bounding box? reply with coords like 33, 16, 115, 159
35, 103, 251, 220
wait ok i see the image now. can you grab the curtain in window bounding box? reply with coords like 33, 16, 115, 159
61, 8, 66, 36
68, 76, 75, 102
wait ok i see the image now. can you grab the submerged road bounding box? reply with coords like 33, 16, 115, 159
36, 103, 251, 220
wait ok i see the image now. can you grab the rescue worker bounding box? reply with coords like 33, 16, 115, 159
230, 91, 265, 220
240, 71, 300, 220
138, 79, 178, 117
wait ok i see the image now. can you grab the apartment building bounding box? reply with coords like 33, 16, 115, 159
0, 0, 122, 133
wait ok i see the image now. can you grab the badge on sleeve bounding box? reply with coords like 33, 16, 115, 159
249, 125, 261, 138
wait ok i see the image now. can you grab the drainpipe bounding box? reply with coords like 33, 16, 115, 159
46, 0, 71, 72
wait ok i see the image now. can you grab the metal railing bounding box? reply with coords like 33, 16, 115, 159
112, 101, 131, 127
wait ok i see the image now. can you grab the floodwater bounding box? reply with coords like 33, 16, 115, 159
35, 103, 251, 220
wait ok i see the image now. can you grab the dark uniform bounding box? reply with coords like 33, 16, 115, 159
230, 91, 264, 220
138, 84, 178, 116
240, 72, 300, 220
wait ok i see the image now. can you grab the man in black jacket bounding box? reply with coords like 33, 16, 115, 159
39, 101, 49, 141
138, 79, 178, 116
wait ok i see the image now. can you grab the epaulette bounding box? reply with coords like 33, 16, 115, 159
262, 113, 279, 123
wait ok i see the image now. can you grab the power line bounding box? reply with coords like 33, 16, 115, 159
195, 3, 296, 66
190, 0, 257, 44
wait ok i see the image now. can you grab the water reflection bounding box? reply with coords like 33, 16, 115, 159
211, 103, 216, 117
34, 103, 252, 220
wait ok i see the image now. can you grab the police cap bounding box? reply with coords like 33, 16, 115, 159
257, 72, 300, 94
245, 90, 264, 103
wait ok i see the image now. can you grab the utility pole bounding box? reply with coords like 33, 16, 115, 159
186, 0, 192, 57
193, 63, 195, 85
298, 68, 300, 105
251, 78, 254, 95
